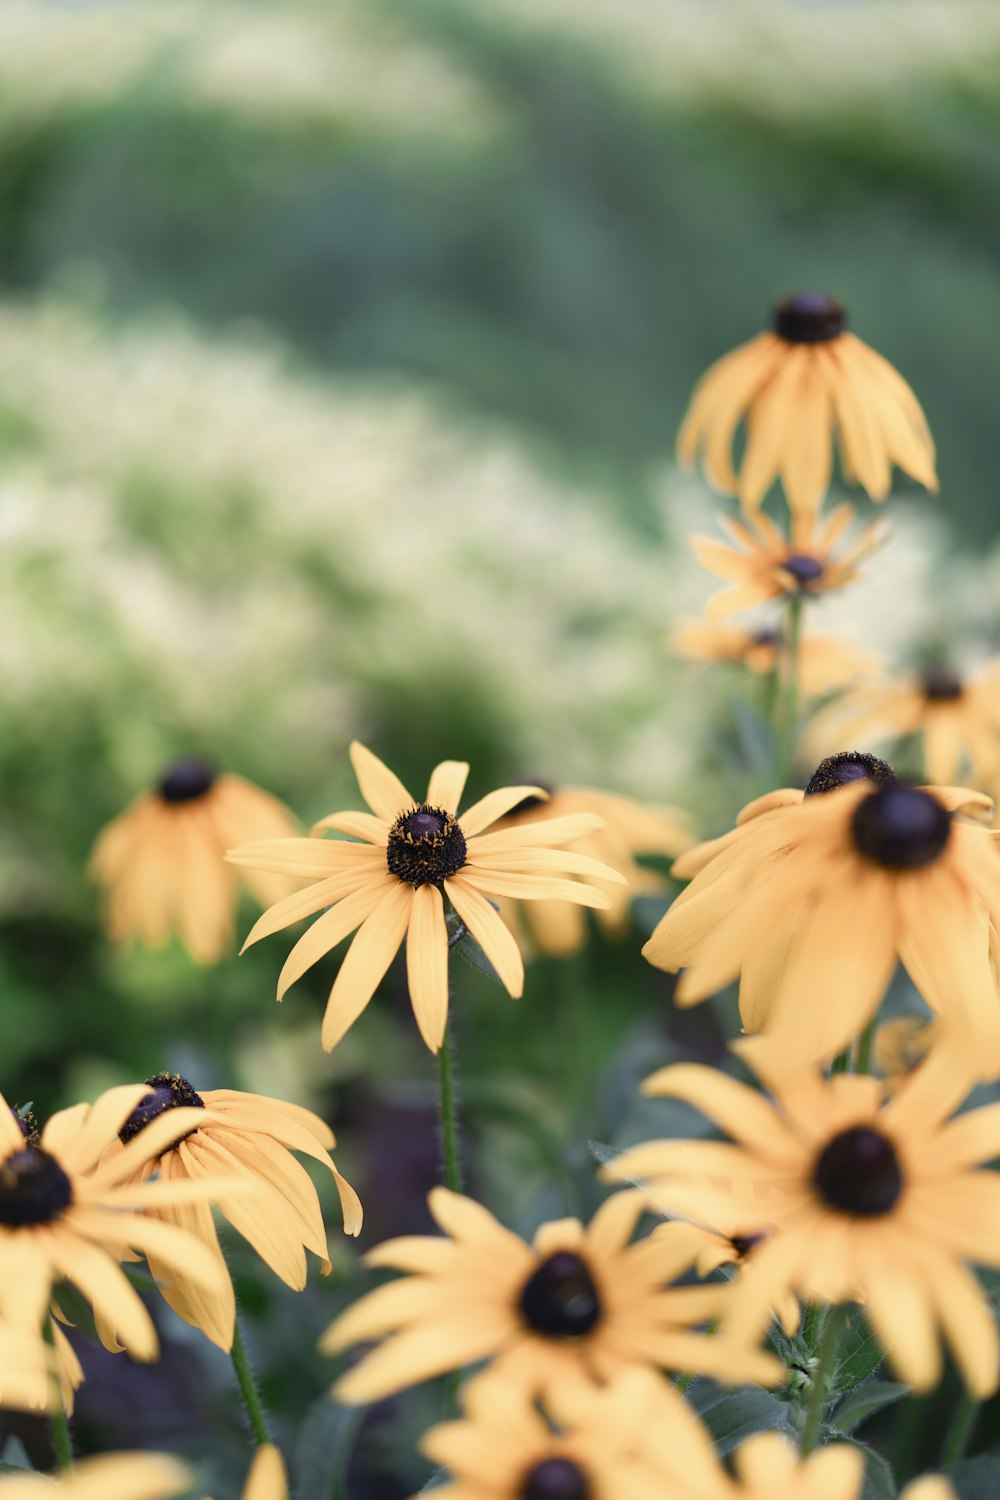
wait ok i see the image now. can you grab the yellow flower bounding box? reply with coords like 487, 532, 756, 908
606, 1042, 1000, 1394
645, 754, 1000, 1070
808, 660, 1000, 786
0, 1454, 189, 1500
0, 1321, 62, 1413
687, 1432, 953, 1500
492, 784, 693, 957
651, 1215, 800, 1336
671, 620, 877, 697
678, 292, 937, 516
0, 1083, 238, 1362
690, 504, 886, 619
99, 1074, 362, 1351
322, 1186, 780, 1405
228, 742, 624, 1052
90, 758, 300, 964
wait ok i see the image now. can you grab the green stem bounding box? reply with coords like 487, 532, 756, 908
941, 1392, 979, 1465
855, 1018, 876, 1076
675, 1319, 717, 1397
43, 1320, 73, 1470
776, 594, 804, 787
800, 1305, 845, 1455
437, 1021, 464, 1194
230, 1316, 272, 1447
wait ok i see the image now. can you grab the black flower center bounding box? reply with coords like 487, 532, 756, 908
119, 1072, 206, 1146
518, 1251, 602, 1338
0, 1147, 73, 1226
521, 1459, 591, 1500
385, 805, 467, 887
750, 627, 781, 649
851, 784, 951, 869
804, 752, 897, 798
782, 553, 826, 586
729, 1232, 766, 1259
921, 667, 964, 702
11, 1106, 36, 1142
814, 1126, 903, 1217
774, 292, 845, 344
158, 756, 216, 804
504, 781, 555, 820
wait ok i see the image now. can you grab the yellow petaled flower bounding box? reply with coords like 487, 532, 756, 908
808, 660, 1000, 786
671, 620, 877, 698
228, 742, 624, 1052
90, 758, 300, 964
690, 504, 886, 619
322, 1186, 780, 1404
651, 1214, 800, 1336
606, 1042, 1000, 1394
0, 1453, 190, 1500
491, 784, 693, 957
669, 1431, 953, 1500
645, 752, 1000, 1070
678, 291, 937, 516
0, 1321, 62, 1413
99, 1074, 362, 1351
0, 1083, 240, 1362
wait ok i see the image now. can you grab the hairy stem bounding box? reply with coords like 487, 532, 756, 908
776, 594, 804, 786
437, 1022, 464, 1194
231, 1316, 273, 1447
800, 1305, 845, 1455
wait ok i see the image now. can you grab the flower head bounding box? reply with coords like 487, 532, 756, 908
671, 620, 877, 697
606, 1042, 1000, 1394
322, 1186, 780, 1405
100, 1074, 361, 1350
678, 292, 937, 515
228, 743, 624, 1052
90, 759, 300, 963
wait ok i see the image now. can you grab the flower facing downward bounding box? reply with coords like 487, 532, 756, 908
678, 291, 937, 515
322, 1187, 780, 1405
90, 758, 300, 963
671, 621, 877, 698
100, 1074, 362, 1351
605, 1044, 1000, 1395
228, 743, 624, 1052
0, 1453, 190, 1500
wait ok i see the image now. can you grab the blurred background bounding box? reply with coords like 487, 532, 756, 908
4, 0, 1000, 1493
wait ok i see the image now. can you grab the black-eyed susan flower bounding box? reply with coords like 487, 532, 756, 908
651, 1213, 800, 1336
0, 1082, 241, 1363
671, 620, 877, 698
808, 659, 1000, 786
322, 1186, 780, 1404
606, 1043, 1000, 1394
99, 1074, 362, 1351
691, 504, 886, 619
228, 743, 624, 1052
678, 292, 937, 516
90, 758, 300, 964
491, 784, 693, 957
645, 754, 1000, 1070
661, 1431, 952, 1500
0, 1454, 190, 1500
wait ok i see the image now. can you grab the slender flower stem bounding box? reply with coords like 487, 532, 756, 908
230, 1316, 273, 1447
43, 1320, 73, 1470
800, 1305, 845, 1454
855, 1018, 876, 1076
941, 1392, 979, 1465
776, 594, 804, 787
437, 1021, 464, 1194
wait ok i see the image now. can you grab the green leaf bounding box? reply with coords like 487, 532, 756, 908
831, 1381, 909, 1435
832, 1309, 886, 1393
292, 1392, 361, 1500
853, 1443, 896, 1500
690, 1385, 790, 1455
945, 1454, 1000, 1500
0, 1438, 32, 1471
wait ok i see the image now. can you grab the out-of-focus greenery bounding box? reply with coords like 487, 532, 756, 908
4, 1, 1000, 1494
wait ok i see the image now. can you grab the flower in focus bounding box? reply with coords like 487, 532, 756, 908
671, 620, 877, 697
228, 742, 624, 1052
645, 755, 1000, 1069
606, 1043, 1000, 1394
100, 1074, 362, 1350
0, 1082, 239, 1362
90, 757, 300, 964
323, 1186, 780, 1404
0, 1453, 190, 1500
678, 291, 937, 515
690, 504, 886, 619
491, 783, 693, 957
807, 659, 1000, 785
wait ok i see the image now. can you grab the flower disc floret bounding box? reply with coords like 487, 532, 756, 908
521, 1459, 591, 1500
518, 1251, 603, 1338
0, 1147, 73, 1226
386, 805, 467, 886
774, 292, 845, 343
157, 756, 216, 803
851, 785, 951, 870
813, 1126, 903, 1217
921, 667, 964, 702
782, 553, 825, 585
119, 1073, 206, 1146
804, 751, 896, 797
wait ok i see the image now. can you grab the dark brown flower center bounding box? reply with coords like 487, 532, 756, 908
386, 805, 467, 886
774, 292, 845, 344
921, 667, 964, 702
119, 1072, 206, 1146
814, 1126, 903, 1217
851, 784, 951, 869
782, 553, 826, 587
158, 756, 216, 804
750, 627, 781, 649
0, 1146, 73, 1225
518, 1251, 602, 1338
729, 1231, 766, 1259
521, 1459, 591, 1500
804, 752, 896, 797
